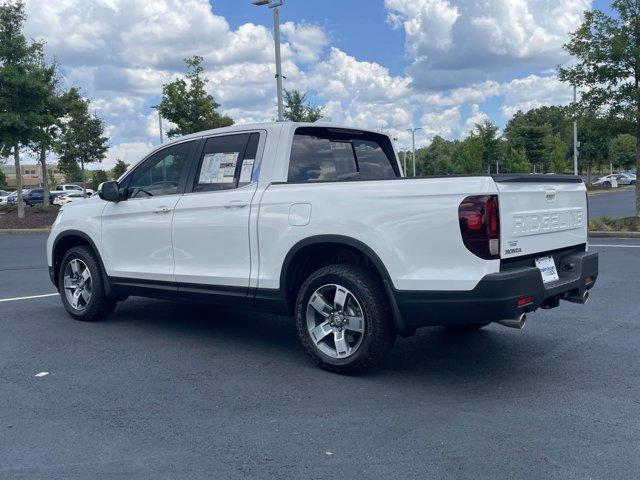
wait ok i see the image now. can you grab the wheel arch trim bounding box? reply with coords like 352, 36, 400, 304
51, 230, 115, 299
278, 234, 408, 334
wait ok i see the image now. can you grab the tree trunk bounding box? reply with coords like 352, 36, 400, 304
40, 147, 50, 209
587, 160, 592, 185
81, 159, 86, 198
13, 145, 24, 219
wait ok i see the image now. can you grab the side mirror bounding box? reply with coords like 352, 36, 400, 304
98, 181, 120, 202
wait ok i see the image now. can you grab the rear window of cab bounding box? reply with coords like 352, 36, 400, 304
288, 127, 399, 183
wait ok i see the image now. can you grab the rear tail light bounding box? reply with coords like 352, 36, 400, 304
459, 195, 500, 260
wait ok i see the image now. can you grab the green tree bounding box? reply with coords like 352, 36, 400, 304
90, 169, 108, 190
283, 89, 323, 122
56, 88, 109, 195
0, 163, 6, 188
474, 121, 500, 173
0, 1, 55, 218
558, 0, 640, 214
546, 133, 569, 173
111, 159, 129, 179
609, 134, 637, 171
30, 60, 64, 208
498, 145, 530, 173
58, 157, 82, 183
416, 136, 458, 175
504, 111, 553, 172
454, 135, 484, 174
158, 56, 233, 138
578, 114, 611, 182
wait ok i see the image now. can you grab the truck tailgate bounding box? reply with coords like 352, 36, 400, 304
494, 175, 588, 259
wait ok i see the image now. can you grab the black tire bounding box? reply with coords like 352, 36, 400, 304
295, 264, 396, 374
58, 245, 116, 322
446, 323, 490, 331
603, 181, 611, 188
631, 180, 636, 185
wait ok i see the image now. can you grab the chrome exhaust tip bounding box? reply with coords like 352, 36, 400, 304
565, 291, 589, 305
496, 313, 527, 330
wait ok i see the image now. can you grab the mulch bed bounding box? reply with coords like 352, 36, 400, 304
0, 205, 60, 229
589, 216, 640, 232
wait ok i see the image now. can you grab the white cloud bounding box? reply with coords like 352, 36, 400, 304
104, 142, 155, 169
23, 0, 326, 156
281, 22, 329, 63
500, 74, 573, 118
308, 48, 412, 103
18, 0, 584, 167
385, 0, 591, 89
420, 106, 461, 138
463, 104, 490, 134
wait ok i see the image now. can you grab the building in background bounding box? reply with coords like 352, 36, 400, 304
0, 163, 66, 188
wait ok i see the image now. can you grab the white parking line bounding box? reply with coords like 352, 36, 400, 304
590, 244, 640, 248
0, 293, 58, 303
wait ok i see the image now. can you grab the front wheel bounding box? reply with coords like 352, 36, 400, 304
58, 246, 116, 322
295, 264, 396, 374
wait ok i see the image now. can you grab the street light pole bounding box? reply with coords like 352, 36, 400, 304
253, 0, 285, 122
573, 85, 579, 175
402, 147, 409, 176
406, 127, 422, 177
151, 105, 164, 144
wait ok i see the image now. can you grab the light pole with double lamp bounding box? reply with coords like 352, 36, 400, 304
252, 0, 285, 122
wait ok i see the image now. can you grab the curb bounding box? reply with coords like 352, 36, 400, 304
589, 231, 640, 238
0, 228, 51, 234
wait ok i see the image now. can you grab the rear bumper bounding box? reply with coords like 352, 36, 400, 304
393, 248, 598, 330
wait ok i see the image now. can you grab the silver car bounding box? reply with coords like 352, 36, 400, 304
592, 173, 636, 187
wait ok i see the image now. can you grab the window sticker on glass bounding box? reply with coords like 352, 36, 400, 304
239, 159, 254, 183
199, 152, 239, 184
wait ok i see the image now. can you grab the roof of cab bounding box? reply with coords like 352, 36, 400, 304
137, 121, 389, 164
161, 121, 383, 145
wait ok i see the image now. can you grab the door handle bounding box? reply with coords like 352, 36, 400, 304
153, 206, 172, 214
225, 200, 248, 209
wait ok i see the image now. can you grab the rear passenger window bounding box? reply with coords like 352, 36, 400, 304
288, 127, 399, 183
194, 134, 250, 192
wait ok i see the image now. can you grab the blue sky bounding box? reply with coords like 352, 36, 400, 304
22, 0, 610, 166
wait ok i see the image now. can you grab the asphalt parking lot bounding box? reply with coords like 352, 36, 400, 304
588, 187, 636, 218
1, 233, 639, 479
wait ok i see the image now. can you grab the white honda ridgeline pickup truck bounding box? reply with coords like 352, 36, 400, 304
47, 122, 598, 373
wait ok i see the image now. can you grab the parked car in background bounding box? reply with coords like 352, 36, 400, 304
619, 173, 637, 185
0, 189, 13, 204
6, 189, 30, 204
49, 191, 67, 205
54, 192, 85, 206
54, 184, 94, 196
22, 188, 49, 206
592, 173, 636, 187
7, 188, 63, 206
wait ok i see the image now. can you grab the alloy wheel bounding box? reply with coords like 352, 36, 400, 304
63, 258, 92, 311
306, 284, 366, 359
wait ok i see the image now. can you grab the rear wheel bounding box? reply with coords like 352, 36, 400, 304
58, 246, 116, 322
603, 181, 611, 188
295, 264, 396, 374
